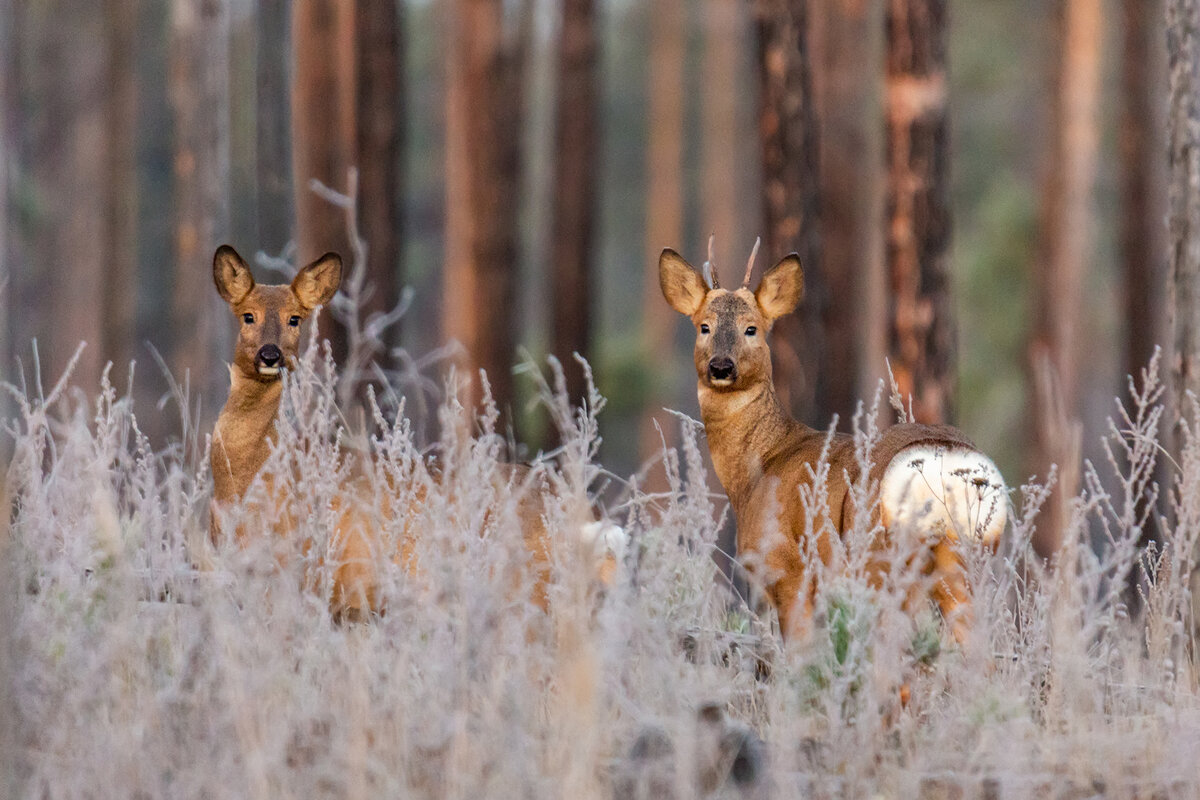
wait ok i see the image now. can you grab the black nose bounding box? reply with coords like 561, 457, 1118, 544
708, 357, 736, 382
257, 345, 282, 367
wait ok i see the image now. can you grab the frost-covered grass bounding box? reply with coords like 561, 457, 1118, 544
2, 345, 1199, 799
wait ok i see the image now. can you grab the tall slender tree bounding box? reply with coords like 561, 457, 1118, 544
1030, 0, 1102, 557
1120, 0, 1165, 383
811, 0, 886, 423
550, 0, 598, 407
638, 0, 686, 470
752, 0, 823, 424
1168, 0, 1200, 428
104, 0, 140, 388
256, 0, 292, 254
884, 0, 955, 425
356, 0, 404, 349
443, 0, 526, 413
292, 0, 357, 360
22, 3, 111, 393
169, 0, 231, 402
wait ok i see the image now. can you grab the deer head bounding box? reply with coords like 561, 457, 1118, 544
213, 245, 342, 382
659, 239, 804, 394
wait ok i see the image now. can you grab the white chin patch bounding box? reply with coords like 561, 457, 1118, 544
880, 444, 1008, 546
709, 377, 734, 388
256, 366, 280, 377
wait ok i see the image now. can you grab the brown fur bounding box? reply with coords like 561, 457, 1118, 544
209, 246, 607, 622
660, 247, 996, 640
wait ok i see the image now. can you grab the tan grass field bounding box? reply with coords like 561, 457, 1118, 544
2, 346, 1198, 799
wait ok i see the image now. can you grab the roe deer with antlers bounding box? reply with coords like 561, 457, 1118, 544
659, 241, 1007, 641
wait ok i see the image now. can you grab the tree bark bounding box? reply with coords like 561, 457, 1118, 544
292, 0, 357, 360
23, 3, 110, 393
443, 0, 525, 413
1030, 0, 1102, 557
1120, 0, 1165, 383
884, 0, 955, 425
169, 0, 231, 402
104, 0, 140, 388
256, 0, 292, 254
356, 0, 404, 348
810, 0, 886, 423
1169, 0, 1200, 427
752, 0, 824, 424
551, 0, 598, 408
638, 0, 686, 470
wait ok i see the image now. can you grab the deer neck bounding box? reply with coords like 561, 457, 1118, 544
698, 381, 808, 513
212, 368, 284, 503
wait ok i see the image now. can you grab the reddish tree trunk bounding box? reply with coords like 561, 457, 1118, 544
752, 0, 824, 424
256, 0, 292, 254
169, 0, 231, 402
550, 0, 598, 407
810, 0, 886, 423
638, 0, 686, 470
1120, 0, 1165, 383
292, 0, 357, 359
356, 0, 404, 347
884, 0, 955, 425
443, 0, 525, 413
1030, 0, 1102, 557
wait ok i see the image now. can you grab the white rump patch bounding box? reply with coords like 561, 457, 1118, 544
880, 444, 1008, 546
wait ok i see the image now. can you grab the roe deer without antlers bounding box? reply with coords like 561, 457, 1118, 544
209, 244, 386, 620
209, 245, 624, 622
659, 241, 1007, 641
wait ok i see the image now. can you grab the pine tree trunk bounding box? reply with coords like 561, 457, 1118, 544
0, 0, 13, 392
811, 0, 886, 423
1030, 0, 1102, 557
550, 0, 598, 407
443, 0, 525, 413
256, 0, 292, 254
884, 0, 955, 425
169, 0, 231, 402
104, 0, 140, 388
1169, 0, 1200, 428
25, 3, 110, 393
1120, 0, 1165, 384
752, 0, 823, 424
638, 0, 686, 471
292, 0, 356, 360
356, 0, 403, 348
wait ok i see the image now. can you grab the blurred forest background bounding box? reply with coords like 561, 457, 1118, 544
0, 0, 1189, 556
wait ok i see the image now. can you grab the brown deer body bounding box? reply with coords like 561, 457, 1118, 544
209, 245, 623, 622
208, 245, 387, 619
659, 243, 1006, 640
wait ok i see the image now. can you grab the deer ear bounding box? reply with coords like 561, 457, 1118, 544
292, 252, 342, 310
213, 245, 255, 305
755, 254, 804, 323
659, 249, 709, 317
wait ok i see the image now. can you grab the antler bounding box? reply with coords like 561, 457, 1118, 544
741, 237, 761, 288
701, 234, 720, 290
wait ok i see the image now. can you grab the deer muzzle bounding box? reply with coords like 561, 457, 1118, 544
707, 357, 737, 386
256, 344, 283, 377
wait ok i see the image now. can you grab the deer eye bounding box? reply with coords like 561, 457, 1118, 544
699, 323, 710, 335
745, 326, 757, 337
288, 315, 301, 327
242, 313, 254, 324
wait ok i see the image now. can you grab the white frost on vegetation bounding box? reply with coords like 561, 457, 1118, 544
0, 347, 1198, 799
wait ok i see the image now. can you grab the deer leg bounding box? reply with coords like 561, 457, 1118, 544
928, 538, 971, 643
